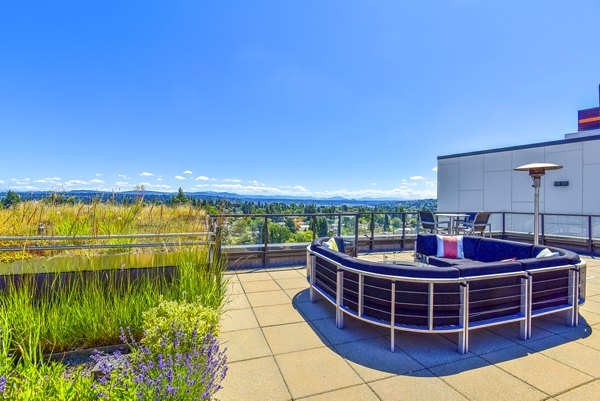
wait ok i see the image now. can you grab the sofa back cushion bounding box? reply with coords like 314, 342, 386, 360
462, 237, 481, 259
416, 234, 437, 256
476, 238, 533, 263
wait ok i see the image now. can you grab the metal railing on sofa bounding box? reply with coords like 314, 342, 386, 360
307, 246, 585, 354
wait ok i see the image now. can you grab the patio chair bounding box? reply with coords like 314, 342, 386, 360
418, 211, 449, 234
458, 212, 492, 237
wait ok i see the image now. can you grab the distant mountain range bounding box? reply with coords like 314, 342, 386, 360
0, 189, 437, 207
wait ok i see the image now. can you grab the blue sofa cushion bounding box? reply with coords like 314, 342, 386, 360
455, 261, 523, 277
462, 237, 481, 259
476, 238, 533, 263
531, 245, 579, 265
416, 234, 437, 256
519, 256, 573, 271
343, 257, 461, 279
428, 257, 476, 267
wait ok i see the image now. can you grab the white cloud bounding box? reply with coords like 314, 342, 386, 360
175, 176, 186, 180
432, 166, 438, 172
410, 176, 425, 181
10, 178, 32, 185
248, 180, 265, 186
370, 182, 377, 186
95, 173, 103, 177
65, 180, 88, 186
117, 174, 131, 180
89, 179, 105, 184
0, 180, 4, 184
115, 182, 129, 187
9, 185, 38, 191
157, 177, 164, 181
139, 172, 154, 177
195, 176, 211, 181
222, 178, 242, 183
183, 170, 193, 175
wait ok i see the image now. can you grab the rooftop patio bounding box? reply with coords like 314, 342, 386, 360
219, 251, 600, 401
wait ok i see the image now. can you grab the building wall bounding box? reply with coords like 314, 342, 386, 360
437, 137, 600, 234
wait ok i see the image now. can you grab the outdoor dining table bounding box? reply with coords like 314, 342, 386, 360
435, 213, 469, 235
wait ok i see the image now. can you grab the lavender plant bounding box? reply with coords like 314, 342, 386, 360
93, 324, 227, 400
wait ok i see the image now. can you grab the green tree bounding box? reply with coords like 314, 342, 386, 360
172, 187, 188, 204
1, 190, 21, 208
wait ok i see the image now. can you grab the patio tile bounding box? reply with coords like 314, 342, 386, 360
294, 299, 336, 321
443, 328, 517, 355
311, 316, 380, 346
275, 277, 310, 290
555, 379, 600, 400
275, 347, 363, 399
525, 335, 600, 377
220, 308, 259, 332
369, 370, 467, 401
220, 327, 272, 362
391, 331, 473, 368
480, 345, 592, 395
581, 298, 600, 314
269, 269, 304, 280
225, 280, 244, 295
298, 384, 380, 401
286, 288, 312, 303
263, 321, 328, 354
430, 356, 546, 401
253, 304, 305, 327
236, 271, 274, 282
559, 325, 600, 350
335, 337, 423, 382
218, 356, 291, 401
246, 290, 291, 308
488, 321, 555, 343
241, 279, 281, 293
224, 292, 251, 310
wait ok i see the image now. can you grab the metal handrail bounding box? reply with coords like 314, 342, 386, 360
0, 232, 213, 241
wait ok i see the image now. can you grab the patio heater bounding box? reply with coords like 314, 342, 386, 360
513, 163, 563, 245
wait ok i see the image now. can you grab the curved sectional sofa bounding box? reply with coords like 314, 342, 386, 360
307, 235, 586, 354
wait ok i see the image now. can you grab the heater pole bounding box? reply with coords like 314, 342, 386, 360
532, 176, 541, 246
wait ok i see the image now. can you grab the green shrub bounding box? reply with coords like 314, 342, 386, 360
141, 298, 220, 354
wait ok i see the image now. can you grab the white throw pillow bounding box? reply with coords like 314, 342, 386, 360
536, 248, 560, 258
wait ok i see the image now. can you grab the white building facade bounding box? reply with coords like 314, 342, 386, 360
436, 130, 600, 236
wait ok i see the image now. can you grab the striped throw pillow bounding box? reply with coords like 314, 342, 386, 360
436, 235, 464, 259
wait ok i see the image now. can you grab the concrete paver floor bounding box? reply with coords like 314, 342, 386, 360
218, 252, 600, 401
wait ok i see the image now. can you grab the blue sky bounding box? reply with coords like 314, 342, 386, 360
0, 1, 599, 199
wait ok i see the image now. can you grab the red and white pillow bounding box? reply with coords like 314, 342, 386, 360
436, 235, 464, 259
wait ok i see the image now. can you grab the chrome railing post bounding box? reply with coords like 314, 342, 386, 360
353, 214, 359, 257
309, 253, 316, 302
567, 269, 579, 327
336, 269, 344, 329
520, 275, 531, 340
370, 213, 375, 251
390, 281, 396, 352
458, 282, 469, 354
401, 212, 406, 248
588, 215, 593, 253
428, 282, 434, 331
358, 274, 364, 317
263, 216, 269, 265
